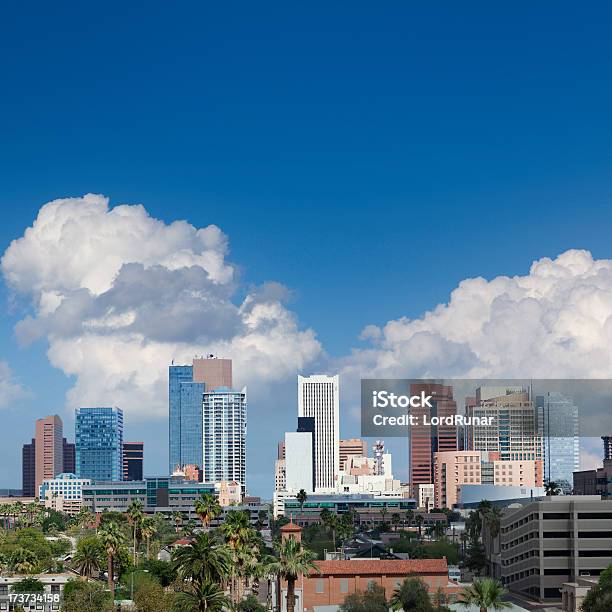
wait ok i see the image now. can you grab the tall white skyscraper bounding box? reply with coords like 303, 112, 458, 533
298, 374, 339, 492
202, 386, 247, 493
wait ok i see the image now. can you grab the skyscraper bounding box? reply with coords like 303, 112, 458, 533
22, 439, 35, 497
468, 387, 543, 485
409, 383, 458, 485
339, 438, 368, 471
75, 407, 124, 481
35, 415, 63, 494
168, 356, 233, 474
298, 374, 339, 492
123, 442, 144, 481
202, 386, 247, 491
603, 436, 612, 461
536, 392, 580, 491
193, 356, 232, 390
63, 438, 76, 474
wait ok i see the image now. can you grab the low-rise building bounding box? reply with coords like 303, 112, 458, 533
0, 573, 72, 611
496, 495, 612, 602
573, 459, 612, 498
39, 473, 90, 516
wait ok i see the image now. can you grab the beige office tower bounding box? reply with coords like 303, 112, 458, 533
193, 355, 232, 390
298, 374, 340, 492
467, 387, 543, 485
339, 438, 368, 471
35, 415, 63, 495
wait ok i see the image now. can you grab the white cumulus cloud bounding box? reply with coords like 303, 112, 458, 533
0, 360, 31, 408
1, 195, 322, 419
342, 249, 612, 380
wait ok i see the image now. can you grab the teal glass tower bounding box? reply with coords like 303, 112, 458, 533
75, 407, 124, 482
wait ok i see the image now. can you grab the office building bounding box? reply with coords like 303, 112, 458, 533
573, 459, 612, 498
409, 383, 458, 485
39, 473, 90, 516
602, 436, 612, 461
202, 386, 247, 491
496, 496, 612, 601
63, 438, 76, 474
458, 484, 545, 508
168, 363, 205, 474
468, 387, 543, 484
537, 392, 580, 491
192, 355, 232, 390
35, 415, 63, 494
339, 438, 368, 471
413, 483, 435, 511
123, 441, 144, 481
75, 407, 123, 481
298, 374, 339, 492
285, 431, 313, 492
433, 450, 538, 508
275, 458, 286, 492
22, 439, 36, 497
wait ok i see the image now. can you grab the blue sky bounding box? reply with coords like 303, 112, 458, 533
2, 3, 612, 495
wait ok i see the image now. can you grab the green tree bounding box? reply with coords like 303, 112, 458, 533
296, 489, 308, 514
127, 499, 144, 565
140, 558, 177, 587
133, 573, 174, 611
340, 582, 388, 612
390, 577, 433, 611
545, 481, 562, 496
405, 508, 414, 528
140, 516, 157, 559
266, 537, 318, 612
11, 577, 44, 593
415, 514, 424, 540
62, 580, 114, 612
391, 513, 401, 531
172, 511, 183, 533
221, 510, 257, 603
458, 578, 512, 612
172, 531, 231, 585
97, 520, 125, 594
194, 493, 221, 529
72, 535, 104, 579
581, 564, 612, 611
173, 581, 229, 612
236, 593, 267, 611
9, 546, 38, 574
465, 542, 487, 575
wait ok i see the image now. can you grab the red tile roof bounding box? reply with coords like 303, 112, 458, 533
311, 559, 448, 576
280, 521, 302, 532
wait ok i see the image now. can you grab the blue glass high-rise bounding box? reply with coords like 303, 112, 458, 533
168, 365, 204, 474
75, 407, 123, 482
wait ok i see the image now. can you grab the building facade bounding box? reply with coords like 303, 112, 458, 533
202, 387, 247, 491
22, 439, 36, 498
298, 374, 339, 492
339, 438, 368, 471
192, 355, 232, 390
285, 431, 313, 492
537, 392, 580, 491
497, 496, 612, 601
39, 473, 91, 516
62, 438, 76, 475
75, 407, 124, 481
123, 441, 144, 481
602, 436, 612, 461
35, 415, 64, 495
409, 383, 458, 485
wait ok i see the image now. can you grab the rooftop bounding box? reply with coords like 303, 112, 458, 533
311, 558, 448, 576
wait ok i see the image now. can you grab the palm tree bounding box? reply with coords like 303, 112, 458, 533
126, 500, 144, 565
390, 577, 432, 611
458, 578, 512, 612
391, 513, 401, 531
221, 510, 253, 602
379, 506, 388, 528
194, 493, 222, 529
414, 514, 424, 540
405, 508, 414, 529
545, 481, 562, 496
97, 520, 125, 594
10, 547, 38, 574
296, 489, 308, 514
73, 537, 103, 579
172, 531, 232, 586
173, 581, 229, 612
172, 511, 184, 533
140, 516, 157, 559
266, 537, 318, 612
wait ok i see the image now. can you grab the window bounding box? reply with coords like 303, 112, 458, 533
340, 579, 349, 593
316, 579, 324, 593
